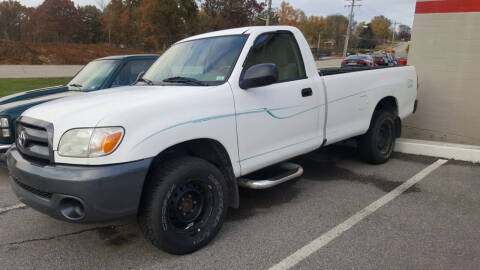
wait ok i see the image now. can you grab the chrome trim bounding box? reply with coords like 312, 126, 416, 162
0, 144, 12, 150
238, 162, 303, 189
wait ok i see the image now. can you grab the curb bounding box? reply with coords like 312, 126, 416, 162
395, 138, 480, 163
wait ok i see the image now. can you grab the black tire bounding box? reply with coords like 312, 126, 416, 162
358, 111, 396, 164
138, 156, 228, 254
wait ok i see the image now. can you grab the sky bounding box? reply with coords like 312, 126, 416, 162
18, 0, 417, 27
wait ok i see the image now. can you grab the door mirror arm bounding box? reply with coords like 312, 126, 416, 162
134, 71, 145, 84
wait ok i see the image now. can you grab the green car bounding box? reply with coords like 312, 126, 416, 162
0, 54, 159, 158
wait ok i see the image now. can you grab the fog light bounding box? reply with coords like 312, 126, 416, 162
59, 198, 85, 220
2, 129, 10, 137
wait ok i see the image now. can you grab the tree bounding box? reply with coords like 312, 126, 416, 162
19, 7, 35, 42
0, 0, 26, 41
101, 0, 122, 44
254, 6, 279, 26
297, 15, 327, 48
202, 0, 264, 30
370, 15, 392, 44
35, 0, 82, 42
278, 1, 300, 26
358, 23, 376, 49
140, 0, 198, 50
119, 0, 142, 47
77, 5, 103, 43
325, 15, 348, 53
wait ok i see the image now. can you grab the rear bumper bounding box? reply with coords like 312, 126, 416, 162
7, 147, 152, 223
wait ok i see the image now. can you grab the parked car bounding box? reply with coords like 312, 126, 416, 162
373, 55, 389, 66
0, 54, 158, 158
398, 58, 408, 66
7, 26, 417, 254
341, 54, 375, 68
374, 53, 397, 66
387, 53, 398, 66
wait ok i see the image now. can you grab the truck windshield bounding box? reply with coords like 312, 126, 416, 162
142, 35, 248, 86
68, 60, 119, 91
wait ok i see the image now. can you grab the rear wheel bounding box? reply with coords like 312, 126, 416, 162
358, 111, 396, 164
138, 156, 228, 254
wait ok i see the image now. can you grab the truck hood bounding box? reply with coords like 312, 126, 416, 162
22, 85, 216, 129
0, 86, 83, 114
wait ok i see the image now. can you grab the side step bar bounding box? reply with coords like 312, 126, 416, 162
238, 162, 303, 189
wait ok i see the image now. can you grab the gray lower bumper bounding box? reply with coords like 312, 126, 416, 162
7, 148, 152, 223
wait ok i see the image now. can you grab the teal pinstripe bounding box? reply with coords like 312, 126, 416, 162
134, 104, 323, 148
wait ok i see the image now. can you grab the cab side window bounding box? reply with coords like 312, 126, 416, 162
112, 59, 155, 87
244, 32, 306, 82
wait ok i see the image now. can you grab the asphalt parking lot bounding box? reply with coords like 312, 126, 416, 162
1, 146, 479, 270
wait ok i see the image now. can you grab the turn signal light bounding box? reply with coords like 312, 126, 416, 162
102, 131, 123, 154
1, 129, 10, 137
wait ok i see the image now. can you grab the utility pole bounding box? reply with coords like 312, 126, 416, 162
266, 0, 272, 26
316, 32, 321, 59
317, 32, 321, 51
343, 0, 362, 58
391, 21, 398, 45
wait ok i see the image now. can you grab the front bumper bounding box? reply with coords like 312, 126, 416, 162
0, 143, 12, 153
7, 147, 152, 223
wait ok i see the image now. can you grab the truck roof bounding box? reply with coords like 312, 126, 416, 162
178, 26, 300, 43
96, 54, 159, 61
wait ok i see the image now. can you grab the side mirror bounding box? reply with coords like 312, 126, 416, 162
240, 63, 279, 89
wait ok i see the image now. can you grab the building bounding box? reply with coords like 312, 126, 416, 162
405, 0, 480, 145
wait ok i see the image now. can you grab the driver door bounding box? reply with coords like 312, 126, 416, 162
231, 32, 319, 174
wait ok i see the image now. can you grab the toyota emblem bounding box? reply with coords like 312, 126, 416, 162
18, 130, 27, 147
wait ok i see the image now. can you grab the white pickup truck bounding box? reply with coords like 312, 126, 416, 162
7, 26, 417, 254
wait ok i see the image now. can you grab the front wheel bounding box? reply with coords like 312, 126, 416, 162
138, 156, 228, 254
358, 111, 396, 164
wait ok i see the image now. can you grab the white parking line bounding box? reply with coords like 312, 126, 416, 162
269, 159, 448, 270
0, 203, 26, 214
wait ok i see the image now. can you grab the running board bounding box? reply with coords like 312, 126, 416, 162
238, 162, 303, 189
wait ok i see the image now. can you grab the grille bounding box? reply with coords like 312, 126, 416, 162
13, 177, 52, 199
16, 118, 52, 163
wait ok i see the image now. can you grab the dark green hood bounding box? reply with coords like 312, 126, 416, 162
0, 85, 84, 145
0, 85, 69, 105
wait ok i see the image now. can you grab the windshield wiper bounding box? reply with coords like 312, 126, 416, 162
69, 83, 83, 88
162, 76, 207, 86
137, 77, 154, 85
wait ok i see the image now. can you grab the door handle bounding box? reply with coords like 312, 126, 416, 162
301, 88, 313, 97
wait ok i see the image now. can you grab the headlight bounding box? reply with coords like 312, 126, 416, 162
0, 118, 8, 128
58, 127, 124, 157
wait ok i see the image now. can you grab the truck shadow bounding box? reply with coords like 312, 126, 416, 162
227, 145, 420, 223
295, 146, 420, 193
226, 180, 301, 223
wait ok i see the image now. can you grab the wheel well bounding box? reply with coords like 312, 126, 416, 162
145, 139, 239, 208
374, 96, 398, 115
374, 96, 402, 137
